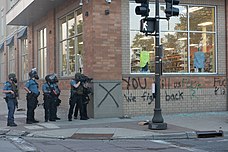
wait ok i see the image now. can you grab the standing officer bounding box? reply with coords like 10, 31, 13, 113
52, 74, 61, 120
73, 76, 90, 120
2, 73, 18, 127
24, 68, 40, 124
81, 80, 91, 119
68, 73, 86, 121
42, 74, 61, 122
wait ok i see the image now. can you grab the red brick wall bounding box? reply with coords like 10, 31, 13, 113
27, 26, 34, 70
83, 0, 122, 80
47, 10, 56, 73
17, 0, 122, 99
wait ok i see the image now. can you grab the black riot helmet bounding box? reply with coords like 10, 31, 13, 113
45, 74, 57, 83
53, 74, 59, 83
8, 73, 17, 83
45, 74, 51, 83
29, 68, 39, 80
75, 72, 82, 81
48, 74, 57, 83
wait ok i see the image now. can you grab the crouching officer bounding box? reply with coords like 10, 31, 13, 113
68, 73, 86, 121
2, 73, 18, 127
24, 68, 40, 124
42, 74, 61, 122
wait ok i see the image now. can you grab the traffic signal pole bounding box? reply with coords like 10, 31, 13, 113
135, 0, 179, 130
148, 0, 167, 130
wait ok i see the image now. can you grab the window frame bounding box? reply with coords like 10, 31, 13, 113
59, 8, 83, 77
37, 27, 47, 79
8, 44, 15, 74
0, 49, 4, 82
20, 38, 28, 81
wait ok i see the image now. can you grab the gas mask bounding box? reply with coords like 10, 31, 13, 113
11, 77, 17, 83
34, 74, 39, 80
8, 73, 17, 83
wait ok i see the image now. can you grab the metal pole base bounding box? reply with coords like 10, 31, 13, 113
148, 122, 167, 130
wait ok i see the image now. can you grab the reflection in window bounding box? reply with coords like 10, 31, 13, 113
8, 45, 15, 74
130, 2, 216, 74
160, 5, 188, 31
59, 9, 83, 76
38, 28, 47, 78
21, 38, 28, 80
189, 6, 215, 32
161, 32, 188, 73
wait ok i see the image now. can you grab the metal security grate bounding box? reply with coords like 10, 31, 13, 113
69, 133, 114, 140
196, 131, 223, 138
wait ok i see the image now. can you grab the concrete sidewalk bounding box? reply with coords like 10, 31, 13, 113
0, 95, 227, 140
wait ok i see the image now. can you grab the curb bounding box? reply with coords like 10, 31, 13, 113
1, 129, 226, 140
24, 131, 198, 140
8, 137, 38, 152
26, 133, 66, 140
112, 132, 197, 140
0, 129, 10, 135
153, 132, 197, 140
0, 129, 29, 137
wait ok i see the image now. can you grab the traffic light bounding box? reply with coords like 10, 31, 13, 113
140, 17, 155, 34
165, 0, 180, 18
135, 0, 150, 17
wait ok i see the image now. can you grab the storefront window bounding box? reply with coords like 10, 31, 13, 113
59, 9, 83, 76
190, 32, 215, 73
130, 2, 216, 74
8, 44, 15, 73
21, 38, 28, 80
161, 32, 188, 73
189, 6, 215, 32
38, 27, 47, 78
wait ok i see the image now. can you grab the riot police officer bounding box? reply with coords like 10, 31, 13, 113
52, 75, 61, 120
42, 74, 61, 122
74, 76, 90, 120
24, 68, 40, 124
2, 73, 18, 127
68, 73, 86, 121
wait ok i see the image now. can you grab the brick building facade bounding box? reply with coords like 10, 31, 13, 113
0, 0, 227, 118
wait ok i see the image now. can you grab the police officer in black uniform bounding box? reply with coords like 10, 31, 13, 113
2, 73, 18, 127
68, 73, 86, 121
52, 75, 61, 120
42, 74, 61, 122
73, 76, 91, 120
24, 68, 40, 124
